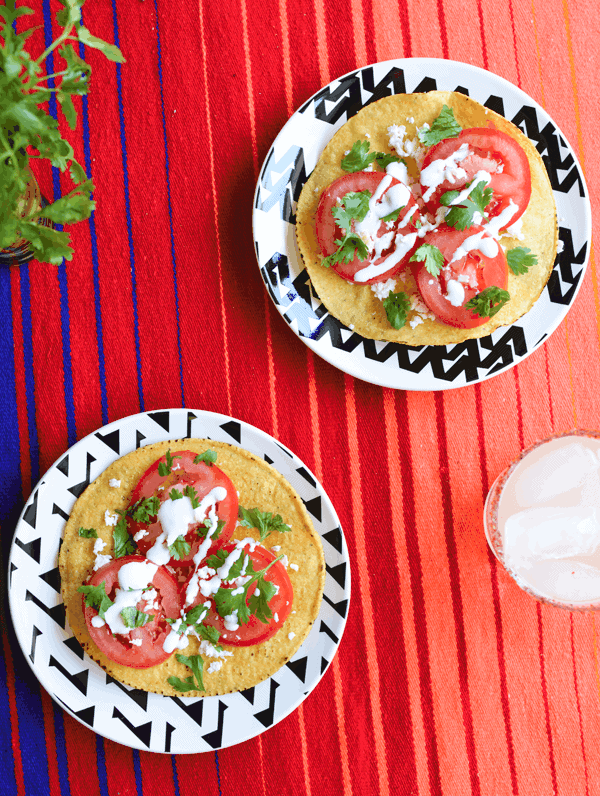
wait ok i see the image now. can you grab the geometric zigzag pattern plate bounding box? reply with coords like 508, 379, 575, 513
253, 58, 592, 391
8, 409, 349, 754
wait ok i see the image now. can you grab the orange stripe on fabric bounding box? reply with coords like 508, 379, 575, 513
198, 0, 231, 415
1, 598, 25, 796
241, 0, 278, 437
349, 0, 368, 67
278, 0, 294, 116
312, 0, 330, 86
383, 389, 429, 796
530, 0, 546, 108
344, 374, 389, 796
306, 350, 352, 796
296, 703, 313, 796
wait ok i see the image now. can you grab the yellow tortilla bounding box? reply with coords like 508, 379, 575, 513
295, 91, 558, 344
59, 439, 325, 697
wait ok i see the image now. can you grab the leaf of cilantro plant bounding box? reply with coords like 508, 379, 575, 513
214, 554, 284, 625
248, 578, 277, 624
169, 535, 191, 561
238, 506, 292, 542
197, 518, 225, 540
113, 513, 136, 558
78, 527, 98, 539
507, 247, 537, 275
418, 105, 462, 147
128, 496, 160, 523
410, 243, 444, 277
465, 286, 510, 318
78, 582, 113, 619
193, 450, 217, 466
322, 234, 369, 268
167, 653, 205, 693
341, 140, 401, 172
158, 449, 180, 476
383, 291, 412, 330
120, 607, 152, 629
441, 180, 493, 231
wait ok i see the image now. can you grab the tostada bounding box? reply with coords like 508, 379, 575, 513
59, 439, 325, 697
295, 91, 558, 345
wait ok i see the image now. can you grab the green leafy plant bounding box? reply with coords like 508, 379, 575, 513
0, 0, 124, 264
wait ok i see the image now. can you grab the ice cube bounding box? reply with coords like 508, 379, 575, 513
528, 560, 600, 603
504, 505, 600, 570
514, 443, 599, 507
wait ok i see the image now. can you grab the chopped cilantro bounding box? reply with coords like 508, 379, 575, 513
169, 487, 183, 501
168, 653, 205, 693
441, 180, 493, 231
78, 527, 98, 539
322, 234, 369, 268
213, 554, 283, 625
506, 246, 537, 275
158, 449, 180, 476
168, 606, 221, 647
183, 484, 200, 509
113, 512, 136, 558
410, 243, 444, 277
341, 140, 401, 172
238, 506, 292, 542
168, 535, 191, 561
193, 450, 217, 466
78, 581, 113, 619
206, 547, 255, 580
382, 291, 411, 330
120, 607, 152, 628
197, 518, 225, 540
322, 190, 372, 269
418, 105, 462, 147
465, 286, 510, 318
128, 496, 160, 523
381, 206, 404, 224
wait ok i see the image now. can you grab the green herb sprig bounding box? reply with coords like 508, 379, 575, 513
0, 0, 124, 263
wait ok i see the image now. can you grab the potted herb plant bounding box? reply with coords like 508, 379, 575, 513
0, 0, 124, 265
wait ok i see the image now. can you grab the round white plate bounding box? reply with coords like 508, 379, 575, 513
253, 58, 591, 391
8, 409, 349, 753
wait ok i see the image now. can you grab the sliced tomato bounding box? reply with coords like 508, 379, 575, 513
315, 171, 421, 284
413, 225, 509, 328
185, 542, 293, 647
128, 450, 238, 567
420, 128, 531, 230
83, 555, 181, 668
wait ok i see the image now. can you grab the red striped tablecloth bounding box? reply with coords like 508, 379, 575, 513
1, 0, 599, 794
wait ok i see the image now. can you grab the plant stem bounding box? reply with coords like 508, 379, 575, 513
34, 12, 75, 67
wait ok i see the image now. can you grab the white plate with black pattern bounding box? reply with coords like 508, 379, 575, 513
253, 58, 591, 391
8, 409, 349, 753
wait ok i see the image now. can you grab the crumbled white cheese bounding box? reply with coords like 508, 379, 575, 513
370, 278, 396, 301
109, 479, 121, 488
274, 612, 279, 623
133, 528, 149, 542
271, 545, 281, 552
289, 563, 299, 571
130, 638, 143, 647
104, 509, 118, 526
207, 661, 222, 674
288, 632, 296, 640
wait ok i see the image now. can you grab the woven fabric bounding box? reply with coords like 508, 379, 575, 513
1, 0, 599, 793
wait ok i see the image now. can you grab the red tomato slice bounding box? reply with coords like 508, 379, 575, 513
413, 225, 509, 329
128, 450, 238, 567
83, 555, 181, 669
420, 128, 531, 230
315, 171, 420, 284
184, 542, 293, 647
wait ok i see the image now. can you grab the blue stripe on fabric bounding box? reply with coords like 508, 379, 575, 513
133, 749, 143, 795
0, 266, 21, 796
110, 0, 144, 413
54, 702, 70, 794
19, 267, 39, 486
153, 0, 184, 405
171, 756, 181, 796
78, 33, 108, 426
96, 734, 110, 796
215, 751, 223, 795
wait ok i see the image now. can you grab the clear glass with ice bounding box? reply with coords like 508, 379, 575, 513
484, 430, 600, 610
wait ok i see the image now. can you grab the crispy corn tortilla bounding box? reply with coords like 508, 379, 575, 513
59, 439, 325, 697
295, 91, 558, 344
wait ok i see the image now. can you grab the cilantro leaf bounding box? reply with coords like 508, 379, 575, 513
410, 243, 444, 277
341, 140, 401, 172
506, 247, 537, 275
213, 554, 284, 625
168, 653, 205, 693
168, 535, 191, 561
197, 517, 225, 540
193, 450, 217, 466
331, 190, 371, 232
248, 578, 277, 624
128, 496, 160, 523
167, 605, 222, 647
418, 105, 462, 147
183, 485, 200, 509
76, 27, 126, 63
465, 286, 510, 318
120, 607, 152, 629
381, 207, 404, 224
206, 547, 255, 580
158, 449, 180, 476
441, 180, 494, 231
113, 513, 136, 558
169, 487, 183, 500
322, 233, 369, 268
78, 527, 97, 539
78, 581, 113, 619
238, 506, 292, 542
383, 291, 411, 330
